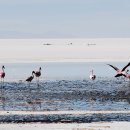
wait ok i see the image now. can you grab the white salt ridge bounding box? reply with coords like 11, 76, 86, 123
0, 122, 130, 130
0, 38, 130, 63
1, 110, 130, 115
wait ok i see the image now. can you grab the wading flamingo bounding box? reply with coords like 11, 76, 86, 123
33, 67, 41, 82
89, 69, 96, 80
0, 66, 5, 83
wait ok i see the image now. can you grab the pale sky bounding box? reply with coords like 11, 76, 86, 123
0, 0, 130, 38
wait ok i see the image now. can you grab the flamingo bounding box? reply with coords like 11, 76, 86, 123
33, 67, 41, 82
26, 71, 35, 83
0, 66, 5, 109
0, 66, 5, 83
89, 69, 96, 80
107, 62, 130, 77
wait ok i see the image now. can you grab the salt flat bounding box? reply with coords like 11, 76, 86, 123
0, 38, 130, 63
0, 122, 130, 130
1, 110, 130, 115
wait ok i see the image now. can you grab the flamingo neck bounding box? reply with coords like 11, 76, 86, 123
39, 68, 41, 72
32, 72, 35, 77
91, 70, 93, 75
2, 68, 4, 73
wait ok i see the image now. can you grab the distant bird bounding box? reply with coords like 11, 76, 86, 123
33, 67, 42, 81
89, 69, 96, 80
26, 71, 35, 82
107, 62, 130, 77
0, 66, 5, 82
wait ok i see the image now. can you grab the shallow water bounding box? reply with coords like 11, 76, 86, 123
2, 61, 130, 81
0, 62, 130, 111
0, 79, 130, 111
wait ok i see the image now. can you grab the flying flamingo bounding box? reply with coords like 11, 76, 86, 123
89, 69, 96, 80
33, 67, 42, 82
0, 66, 5, 83
107, 62, 130, 77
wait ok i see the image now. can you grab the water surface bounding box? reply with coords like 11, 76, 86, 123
3, 61, 129, 81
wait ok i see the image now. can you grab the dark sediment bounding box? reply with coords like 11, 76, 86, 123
0, 113, 130, 123
0, 78, 130, 122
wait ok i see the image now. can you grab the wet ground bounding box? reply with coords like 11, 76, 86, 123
0, 78, 130, 111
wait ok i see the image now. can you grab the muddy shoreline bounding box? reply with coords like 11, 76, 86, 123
0, 79, 130, 122
0, 79, 130, 111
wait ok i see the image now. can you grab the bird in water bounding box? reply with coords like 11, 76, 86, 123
33, 67, 42, 82
0, 66, 5, 83
89, 69, 96, 80
26, 71, 35, 83
107, 62, 130, 77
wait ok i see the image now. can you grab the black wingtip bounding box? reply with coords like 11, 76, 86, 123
115, 74, 123, 77
115, 74, 118, 77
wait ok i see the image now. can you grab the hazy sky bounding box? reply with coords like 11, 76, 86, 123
0, 0, 130, 38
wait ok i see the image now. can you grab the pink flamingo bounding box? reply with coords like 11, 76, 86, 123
0, 66, 5, 83
107, 62, 130, 77
89, 69, 96, 80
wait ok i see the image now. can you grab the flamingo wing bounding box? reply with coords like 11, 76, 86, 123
115, 74, 125, 77
122, 62, 130, 71
35, 71, 41, 77
107, 64, 119, 71
0, 72, 5, 78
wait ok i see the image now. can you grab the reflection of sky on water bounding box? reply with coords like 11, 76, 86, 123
3, 62, 130, 81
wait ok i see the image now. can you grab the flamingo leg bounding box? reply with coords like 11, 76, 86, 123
2, 78, 4, 89
1, 78, 5, 110
0, 78, 2, 91
28, 82, 31, 92
38, 77, 39, 84
1, 78, 4, 99
0, 79, 2, 102
36, 77, 39, 87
